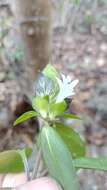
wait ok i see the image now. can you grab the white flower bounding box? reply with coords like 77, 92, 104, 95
56, 74, 79, 103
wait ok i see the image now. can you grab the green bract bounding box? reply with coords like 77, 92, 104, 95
49, 101, 67, 119
32, 96, 49, 118
34, 73, 59, 102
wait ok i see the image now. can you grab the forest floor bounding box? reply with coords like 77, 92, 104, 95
53, 29, 107, 190
0, 3, 107, 190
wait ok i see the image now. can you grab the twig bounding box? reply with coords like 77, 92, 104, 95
31, 149, 42, 180
18, 150, 30, 181
38, 169, 48, 178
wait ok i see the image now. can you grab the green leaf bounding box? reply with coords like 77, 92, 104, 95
40, 126, 79, 190
13, 111, 38, 126
62, 113, 81, 120
43, 64, 59, 80
0, 148, 32, 173
54, 123, 86, 158
74, 157, 107, 171
32, 96, 48, 118
49, 101, 67, 119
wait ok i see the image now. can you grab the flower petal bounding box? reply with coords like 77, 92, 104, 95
56, 74, 79, 103
70, 79, 79, 89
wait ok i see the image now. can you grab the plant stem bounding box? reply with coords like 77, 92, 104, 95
31, 149, 42, 180
18, 150, 30, 181
38, 169, 48, 178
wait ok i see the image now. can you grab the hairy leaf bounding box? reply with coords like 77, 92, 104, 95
43, 64, 59, 100
34, 73, 57, 101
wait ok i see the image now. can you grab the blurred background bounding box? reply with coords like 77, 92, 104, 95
0, 0, 107, 189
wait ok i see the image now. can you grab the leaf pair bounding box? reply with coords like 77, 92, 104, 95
32, 96, 66, 118
13, 96, 80, 126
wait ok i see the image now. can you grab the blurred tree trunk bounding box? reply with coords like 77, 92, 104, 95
13, 0, 52, 94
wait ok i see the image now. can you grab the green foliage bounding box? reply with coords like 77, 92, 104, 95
54, 123, 85, 158
62, 113, 81, 120
32, 96, 49, 118
40, 126, 80, 190
49, 101, 67, 119
74, 157, 107, 171
0, 64, 106, 189
43, 64, 59, 80
13, 111, 38, 126
32, 96, 67, 120
0, 148, 32, 173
